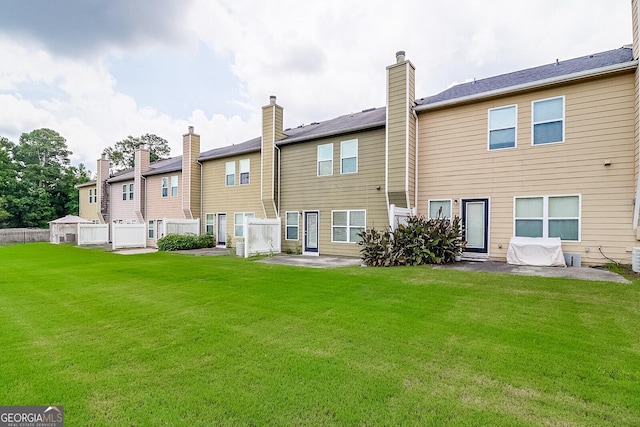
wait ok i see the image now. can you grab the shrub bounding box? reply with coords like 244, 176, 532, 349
157, 233, 214, 251
358, 214, 465, 267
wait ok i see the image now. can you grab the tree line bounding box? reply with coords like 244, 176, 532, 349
0, 129, 170, 229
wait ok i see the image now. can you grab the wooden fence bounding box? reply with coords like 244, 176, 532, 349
0, 228, 50, 245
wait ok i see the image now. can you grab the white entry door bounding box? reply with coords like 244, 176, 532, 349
462, 199, 488, 254
304, 211, 319, 255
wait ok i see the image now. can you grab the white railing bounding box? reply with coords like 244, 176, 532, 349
242, 217, 281, 257
78, 224, 109, 245
389, 204, 416, 230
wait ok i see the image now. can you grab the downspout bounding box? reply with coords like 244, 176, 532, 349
197, 159, 203, 234
385, 68, 391, 227
413, 108, 419, 214
274, 144, 281, 218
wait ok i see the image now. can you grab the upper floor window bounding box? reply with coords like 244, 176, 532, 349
332, 210, 366, 243
171, 175, 178, 197
514, 195, 580, 241
161, 178, 169, 197
226, 161, 235, 186
532, 96, 564, 145
129, 183, 134, 200
340, 139, 358, 174
488, 105, 516, 150
122, 184, 127, 201
317, 143, 333, 176
88, 189, 95, 203
240, 159, 250, 185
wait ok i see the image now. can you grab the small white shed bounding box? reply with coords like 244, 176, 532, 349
49, 215, 92, 244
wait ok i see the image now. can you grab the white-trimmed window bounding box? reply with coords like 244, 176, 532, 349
205, 213, 215, 235
285, 211, 299, 240
332, 210, 366, 243
234, 212, 255, 237
89, 189, 95, 203
239, 159, 250, 185
122, 184, 127, 201
129, 183, 134, 200
171, 175, 178, 197
532, 96, 564, 145
161, 177, 169, 197
488, 105, 516, 150
340, 139, 358, 174
514, 195, 580, 241
226, 161, 235, 186
317, 143, 333, 176
429, 200, 452, 219
148, 220, 154, 239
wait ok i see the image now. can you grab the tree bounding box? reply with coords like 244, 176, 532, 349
103, 133, 171, 171
3, 129, 90, 228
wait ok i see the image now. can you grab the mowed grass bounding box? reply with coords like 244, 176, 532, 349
0, 244, 639, 426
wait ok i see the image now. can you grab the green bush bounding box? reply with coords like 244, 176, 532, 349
157, 233, 214, 251
358, 214, 465, 266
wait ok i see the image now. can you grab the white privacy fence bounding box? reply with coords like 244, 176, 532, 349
389, 204, 416, 230
112, 223, 146, 250
241, 217, 281, 257
78, 224, 109, 245
164, 218, 200, 236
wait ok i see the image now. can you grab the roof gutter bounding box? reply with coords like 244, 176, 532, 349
415, 61, 638, 112
277, 122, 385, 146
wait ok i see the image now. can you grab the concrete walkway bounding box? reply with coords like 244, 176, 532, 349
435, 260, 630, 284
258, 255, 363, 268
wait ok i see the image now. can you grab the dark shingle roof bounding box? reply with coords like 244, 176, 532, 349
142, 156, 183, 177
416, 46, 636, 108
198, 137, 261, 162
278, 107, 386, 145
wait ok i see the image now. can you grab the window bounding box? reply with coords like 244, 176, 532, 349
532, 96, 564, 145
317, 143, 333, 176
429, 200, 452, 219
515, 195, 580, 241
332, 210, 366, 243
89, 189, 94, 203
161, 177, 169, 197
234, 212, 255, 237
205, 213, 215, 235
148, 220, 154, 239
129, 183, 134, 200
488, 105, 516, 150
239, 159, 250, 185
340, 139, 358, 174
122, 184, 127, 201
171, 175, 178, 197
226, 161, 235, 186
285, 211, 299, 240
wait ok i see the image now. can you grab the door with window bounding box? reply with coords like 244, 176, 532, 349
462, 199, 489, 254
304, 211, 319, 255
157, 220, 164, 240
217, 214, 227, 246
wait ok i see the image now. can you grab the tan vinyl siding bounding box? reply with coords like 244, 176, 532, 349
418, 72, 637, 265
387, 64, 408, 202
279, 128, 387, 257
109, 180, 137, 223
201, 151, 263, 247
78, 185, 100, 222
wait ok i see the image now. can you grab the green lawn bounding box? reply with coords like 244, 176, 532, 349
1, 244, 639, 426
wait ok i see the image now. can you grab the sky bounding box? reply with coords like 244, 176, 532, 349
0, 0, 633, 173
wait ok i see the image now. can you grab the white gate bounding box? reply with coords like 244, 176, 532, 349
389, 204, 416, 230
243, 217, 281, 257
163, 218, 200, 236
78, 224, 109, 245
112, 223, 146, 250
